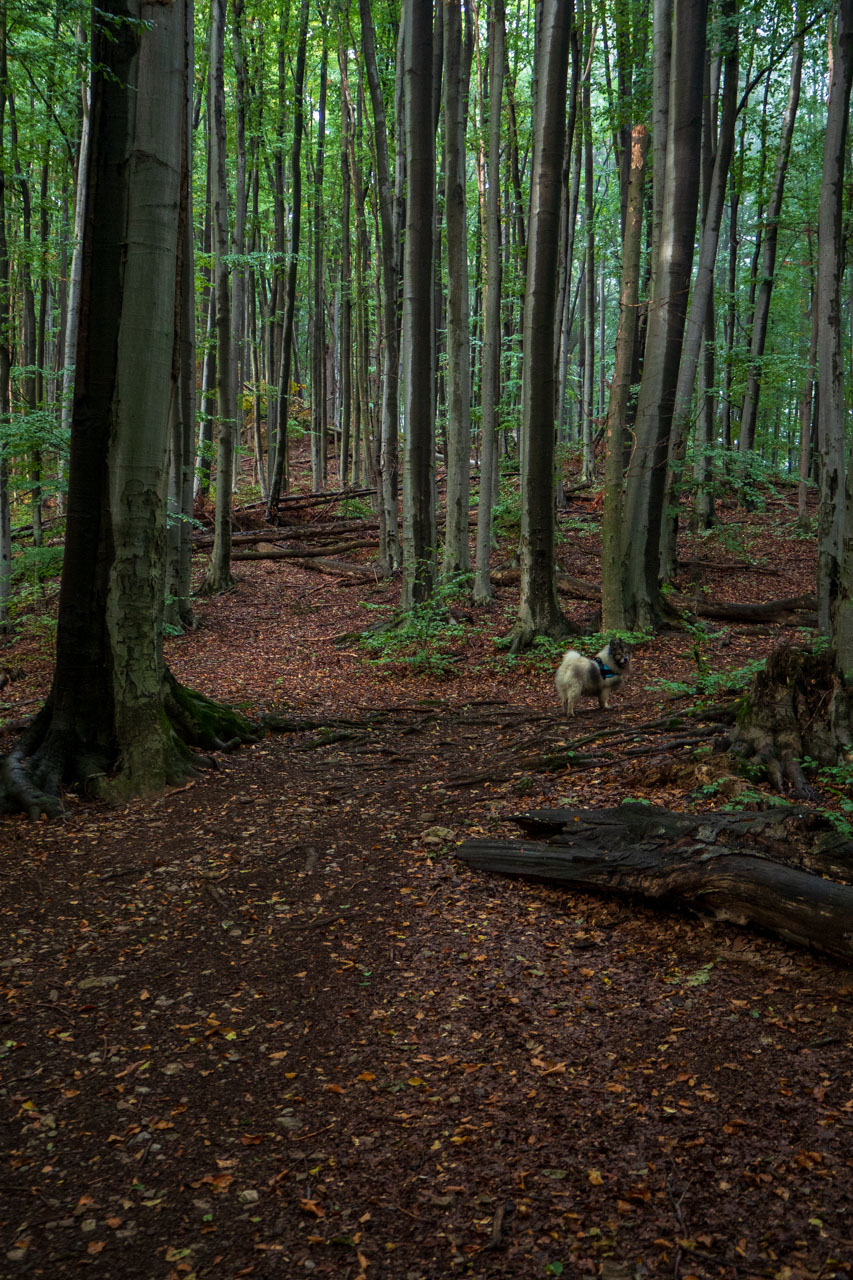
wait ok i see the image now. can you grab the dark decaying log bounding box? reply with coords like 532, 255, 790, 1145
456, 803, 853, 963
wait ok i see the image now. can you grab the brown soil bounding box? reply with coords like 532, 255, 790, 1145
1, 481, 851, 1280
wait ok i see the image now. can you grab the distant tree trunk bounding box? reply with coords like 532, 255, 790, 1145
473, 0, 505, 604
338, 44, 353, 486
400, 0, 436, 609
195, 287, 216, 499
59, 28, 90, 493
231, 0, 248, 488
311, 32, 328, 491
620, 0, 707, 629
797, 252, 817, 530
360, 0, 402, 572
601, 124, 649, 632
580, 42, 595, 485
738, 35, 802, 455
9, 93, 42, 547
266, 0, 310, 521
508, 0, 574, 651
817, 0, 853, 669
201, 0, 236, 593
442, 0, 474, 580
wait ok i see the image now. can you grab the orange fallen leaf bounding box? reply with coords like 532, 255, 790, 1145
87, 1241, 105, 1255
299, 1199, 325, 1218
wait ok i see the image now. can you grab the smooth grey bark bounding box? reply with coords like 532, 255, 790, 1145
165, 33, 197, 635
509, 0, 574, 650
580, 54, 595, 485
650, 0, 672, 295
400, 0, 436, 609
660, 4, 738, 571
601, 124, 649, 632
338, 46, 353, 486
59, 30, 90, 474
266, 0, 310, 519
311, 33, 329, 491
3, 0, 200, 807
473, 0, 505, 604
442, 0, 474, 580
231, 0, 248, 489
738, 35, 802, 455
201, 0, 236, 593
817, 0, 853, 669
620, 0, 707, 629
797, 257, 817, 529
359, 0, 402, 572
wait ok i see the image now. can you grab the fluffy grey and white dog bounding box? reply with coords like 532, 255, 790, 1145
554, 637, 631, 717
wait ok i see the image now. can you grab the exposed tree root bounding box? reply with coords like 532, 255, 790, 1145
729, 644, 852, 799
0, 671, 262, 820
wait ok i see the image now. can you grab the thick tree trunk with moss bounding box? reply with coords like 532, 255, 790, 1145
0, 0, 258, 819
509, 0, 574, 653
729, 645, 852, 798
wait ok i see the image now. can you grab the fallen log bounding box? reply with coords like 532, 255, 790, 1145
456, 802, 853, 963
491, 568, 601, 601
230, 538, 377, 561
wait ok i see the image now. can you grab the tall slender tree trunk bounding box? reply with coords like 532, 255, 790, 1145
338, 42, 353, 486
738, 35, 802, 455
817, 0, 853, 663
201, 0, 236, 593
509, 0, 574, 650
0, 5, 10, 631
400, 0, 436, 609
442, 0, 474, 579
620, 0, 707, 629
473, 0, 505, 604
601, 124, 649, 632
266, 0, 310, 521
311, 33, 329, 491
360, 0, 403, 571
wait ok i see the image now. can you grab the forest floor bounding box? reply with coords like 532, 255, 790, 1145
1, 465, 852, 1280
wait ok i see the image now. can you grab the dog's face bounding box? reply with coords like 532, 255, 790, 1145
604, 638, 631, 673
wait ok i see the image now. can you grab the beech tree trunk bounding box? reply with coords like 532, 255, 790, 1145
817, 0, 853, 671
266, 0, 310, 520
473, 0, 505, 604
360, 0, 403, 572
738, 36, 802, 456
441, 0, 474, 580
601, 124, 649, 632
401, 0, 436, 609
620, 0, 707, 629
509, 0, 574, 651
201, 0, 236, 593
1, 0, 256, 818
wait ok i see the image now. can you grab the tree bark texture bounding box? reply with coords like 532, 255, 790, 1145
401, 0, 436, 609
201, 0, 236, 592
513, 0, 573, 649
601, 124, 649, 632
620, 0, 707, 629
441, 0, 474, 580
817, 0, 853, 670
457, 803, 853, 963
473, 0, 505, 604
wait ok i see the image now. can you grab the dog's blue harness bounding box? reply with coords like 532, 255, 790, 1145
594, 657, 618, 679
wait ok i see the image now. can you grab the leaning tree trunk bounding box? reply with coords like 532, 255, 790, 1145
1, 0, 257, 819
508, 0, 574, 652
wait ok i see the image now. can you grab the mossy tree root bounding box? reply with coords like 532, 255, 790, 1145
1, 673, 263, 819
729, 644, 852, 798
